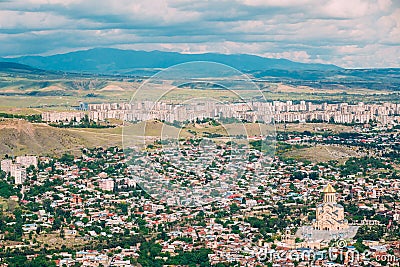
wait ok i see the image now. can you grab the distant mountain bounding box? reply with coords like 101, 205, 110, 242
0, 62, 45, 73
2, 50, 398, 91
0, 48, 341, 74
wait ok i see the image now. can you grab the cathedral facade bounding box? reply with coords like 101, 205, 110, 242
313, 184, 349, 231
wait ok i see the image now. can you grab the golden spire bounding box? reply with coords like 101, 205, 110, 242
323, 183, 336, 194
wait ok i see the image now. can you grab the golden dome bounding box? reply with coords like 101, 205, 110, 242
323, 183, 336, 193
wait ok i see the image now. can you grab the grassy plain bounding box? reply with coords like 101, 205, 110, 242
275, 122, 354, 133
282, 144, 366, 163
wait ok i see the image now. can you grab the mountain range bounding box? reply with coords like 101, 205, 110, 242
1, 49, 399, 91
0, 48, 341, 74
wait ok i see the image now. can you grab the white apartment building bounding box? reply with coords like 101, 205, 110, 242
41, 111, 86, 123
16, 156, 38, 168
1, 157, 32, 184
0, 159, 12, 173
99, 179, 114, 192
86, 101, 400, 125
10, 163, 26, 185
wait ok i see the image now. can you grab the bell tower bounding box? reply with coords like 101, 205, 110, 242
323, 183, 336, 203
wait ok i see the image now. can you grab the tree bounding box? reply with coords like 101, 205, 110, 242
43, 198, 53, 213
309, 171, 319, 180
230, 203, 240, 214
13, 208, 23, 240
289, 183, 296, 191
11, 255, 57, 267
119, 203, 128, 215
138, 241, 163, 267
0, 180, 18, 198
52, 217, 62, 230
355, 225, 384, 241
292, 171, 305, 180
60, 153, 74, 165
354, 239, 368, 253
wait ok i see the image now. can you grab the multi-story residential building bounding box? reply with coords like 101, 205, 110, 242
10, 163, 26, 185
41, 111, 86, 123
0, 159, 12, 173
16, 156, 38, 168
87, 101, 400, 125
99, 179, 114, 192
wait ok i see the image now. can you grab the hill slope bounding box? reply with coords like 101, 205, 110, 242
0, 119, 196, 156
0, 119, 122, 156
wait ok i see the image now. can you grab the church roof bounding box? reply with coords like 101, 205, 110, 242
323, 184, 336, 193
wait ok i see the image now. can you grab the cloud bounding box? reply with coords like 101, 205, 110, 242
0, 0, 399, 68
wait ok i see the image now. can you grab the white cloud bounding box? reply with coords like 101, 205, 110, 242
242, 0, 312, 7
0, 10, 68, 30
377, 8, 400, 44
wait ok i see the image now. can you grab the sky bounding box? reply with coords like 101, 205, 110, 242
0, 0, 399, 68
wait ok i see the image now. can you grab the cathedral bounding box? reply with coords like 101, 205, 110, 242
313, 184, 349, 231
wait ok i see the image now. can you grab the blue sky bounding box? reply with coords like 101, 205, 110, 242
0, 0, 399, 68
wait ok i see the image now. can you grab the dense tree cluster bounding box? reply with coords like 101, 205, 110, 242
354, 225, 385, 241
340, 156, 391, 176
